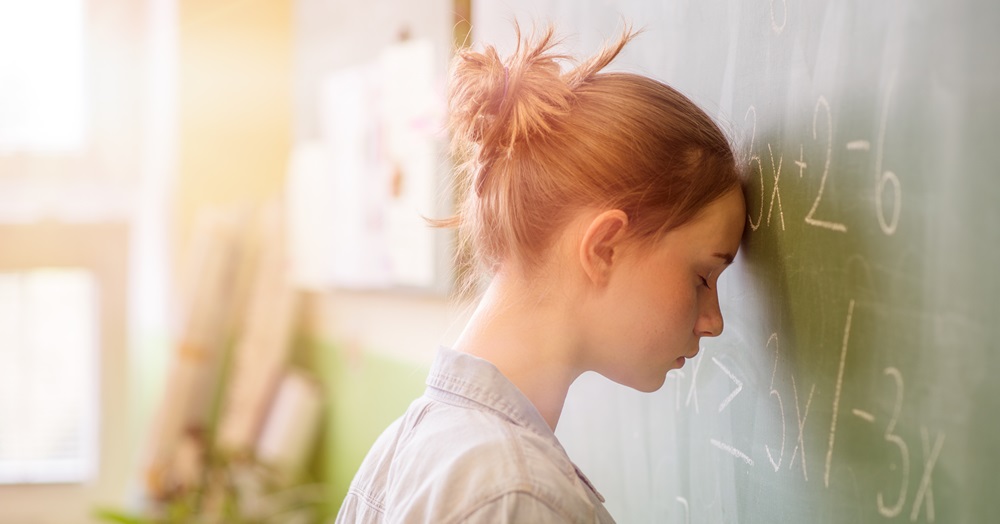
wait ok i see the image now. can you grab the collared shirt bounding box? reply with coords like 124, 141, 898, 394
336, 347, 616, 523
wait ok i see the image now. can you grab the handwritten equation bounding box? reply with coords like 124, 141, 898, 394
665, 76, 946, 519
669, 297, 947, 522
744, 76, 902, 237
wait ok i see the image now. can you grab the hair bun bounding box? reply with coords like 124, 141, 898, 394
447, 26, 637, 195
447, 27, 575, 185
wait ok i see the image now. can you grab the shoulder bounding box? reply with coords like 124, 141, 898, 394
395, 401, 600, 522
342, 395, 602, 523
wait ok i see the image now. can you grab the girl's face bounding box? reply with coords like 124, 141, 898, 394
588, 189, 746, 392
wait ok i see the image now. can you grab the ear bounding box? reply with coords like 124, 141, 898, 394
579, 209, 629, 286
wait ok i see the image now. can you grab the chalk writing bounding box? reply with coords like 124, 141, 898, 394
877, 367, 909, 518
712, 356, 743, 413
875, 74, 902, 235
745, 105, 764, 231
794, 144, 806, 177
765, 333, 786, 471
766, 143, 786, 231
852, 409, 875, 423
789, 375, 816, 481
825, 298, 856, 487
910, 427, 945, 522
711, 438, 755, 466
686, 353, 703, 414
805, 96, 847, 232
770, 0, 787, 34
672, 369, 685, 412
676, 496, 690, 524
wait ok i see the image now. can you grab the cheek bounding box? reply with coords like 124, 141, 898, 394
614, 262, 697, 341
660, 281, 706, 343
641, 282, 699, 341
656, 273, 698, 315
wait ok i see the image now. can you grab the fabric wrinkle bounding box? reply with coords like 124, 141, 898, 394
335, 347, 615, 523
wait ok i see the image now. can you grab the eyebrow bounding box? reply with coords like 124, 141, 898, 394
713, 252, 735, 265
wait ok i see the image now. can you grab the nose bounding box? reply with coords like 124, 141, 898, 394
696, 290, 724, 337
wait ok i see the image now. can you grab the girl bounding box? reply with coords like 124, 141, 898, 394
337, 26, 746, 523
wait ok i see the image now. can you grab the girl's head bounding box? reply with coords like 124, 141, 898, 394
439, 26, 743, 278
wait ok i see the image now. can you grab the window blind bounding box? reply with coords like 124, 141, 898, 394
0, 269, 99, 484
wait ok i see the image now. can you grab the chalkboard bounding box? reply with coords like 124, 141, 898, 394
476, 1, 1000, 522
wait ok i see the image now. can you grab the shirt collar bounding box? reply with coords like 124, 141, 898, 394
424, 347, 607, 503
425, 347, 555, 439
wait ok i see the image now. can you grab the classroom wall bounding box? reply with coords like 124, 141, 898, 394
302, 259, 474, 510
292, 0, 475, 507
5, 0, 459, 519
174, 0, 294, 251
175, 0, 468, 369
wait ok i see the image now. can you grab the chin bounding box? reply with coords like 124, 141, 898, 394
598, 360, 673, 393
616, 373, 668, 393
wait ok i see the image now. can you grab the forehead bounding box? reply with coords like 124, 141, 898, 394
661, 190, 746, 255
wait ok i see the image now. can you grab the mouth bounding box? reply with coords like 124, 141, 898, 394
673, 347, 701, 369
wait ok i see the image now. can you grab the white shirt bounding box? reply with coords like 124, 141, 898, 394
336, 347, 616, 523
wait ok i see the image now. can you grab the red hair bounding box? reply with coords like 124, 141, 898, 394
435, 25, 741, 276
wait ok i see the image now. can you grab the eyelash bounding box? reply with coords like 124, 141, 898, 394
699, 275, 711, 289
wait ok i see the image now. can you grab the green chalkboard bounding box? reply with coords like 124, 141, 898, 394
477, 1, 1000, 522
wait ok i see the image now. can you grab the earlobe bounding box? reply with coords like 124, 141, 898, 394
579, 210, 629, 285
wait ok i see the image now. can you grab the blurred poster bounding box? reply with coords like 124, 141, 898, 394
378, 39, 441, 288
289, 38, 442, 290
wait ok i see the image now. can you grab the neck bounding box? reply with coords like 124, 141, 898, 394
452, 270, 584, 430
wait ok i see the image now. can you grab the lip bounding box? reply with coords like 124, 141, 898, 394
674, 347, 700, 369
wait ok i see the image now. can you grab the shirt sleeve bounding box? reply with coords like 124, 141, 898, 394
335, 489, 385, 523
457, 491, 580, 523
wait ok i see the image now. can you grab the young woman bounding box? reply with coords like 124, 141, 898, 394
337, 26, 746, 523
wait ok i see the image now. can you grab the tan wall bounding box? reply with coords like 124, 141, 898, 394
174, 0, 293, 250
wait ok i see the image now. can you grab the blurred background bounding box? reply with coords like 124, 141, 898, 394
0, 0, 477, 521
12, 0, 994, 522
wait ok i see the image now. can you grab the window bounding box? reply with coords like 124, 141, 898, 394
0, 0, 87, 153
0, 0, 171, 520
0, 269, 99, 484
